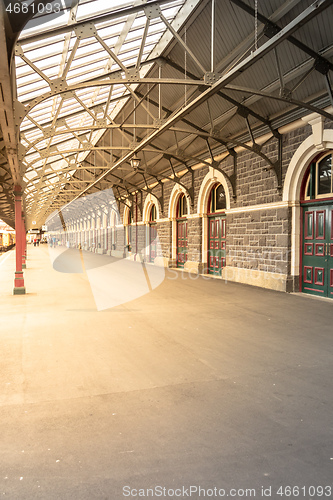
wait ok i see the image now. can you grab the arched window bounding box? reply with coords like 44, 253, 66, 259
176, 194, 188, 267
304, 152, 333, 200
150, 204, 157, 222
207, 183, 226, 276
209, 183, 226, 213
177, 193, 187, 218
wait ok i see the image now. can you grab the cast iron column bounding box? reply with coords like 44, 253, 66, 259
13, 186, 26, 295
22, 212, 26, 269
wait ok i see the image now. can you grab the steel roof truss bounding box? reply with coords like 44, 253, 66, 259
230, 0, 333, 74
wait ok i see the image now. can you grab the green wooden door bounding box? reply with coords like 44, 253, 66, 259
177, 219, 188, 268
302, 203, 333, 297
208, 215, 226, 276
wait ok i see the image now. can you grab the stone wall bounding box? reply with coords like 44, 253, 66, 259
156, 220, 172, 259
226, 207, 290, 275
66, 122, 331, 293
187, 217, 202, 263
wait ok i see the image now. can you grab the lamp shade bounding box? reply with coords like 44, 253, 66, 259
130, 156, 140, 170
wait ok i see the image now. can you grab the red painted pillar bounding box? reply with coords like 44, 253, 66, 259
13, 186, 26, 295
22, 213, 26, 269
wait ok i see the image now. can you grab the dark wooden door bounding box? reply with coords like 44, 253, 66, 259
208, 215, 226, 276
302, 203, 333, 297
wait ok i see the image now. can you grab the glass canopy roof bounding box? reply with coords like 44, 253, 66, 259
15, 0, 188, 224
11, 0, 333, 228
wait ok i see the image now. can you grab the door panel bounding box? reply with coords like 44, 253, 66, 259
302, 204, 333, 297
304, 211, 314, 239
208, 215, 226, 276
315, 210, 325, 239
177, 219, 188, 268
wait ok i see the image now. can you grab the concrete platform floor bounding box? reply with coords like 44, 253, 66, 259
0, 245, 333, 499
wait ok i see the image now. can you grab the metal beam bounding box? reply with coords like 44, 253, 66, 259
22, 78, 205, 117
225, 84, 333, 121
230, 0, 333, 73
19, 0, 184, 44
215, 0, 301, 74
204, 44, 333, 131
67, 0, 331, 204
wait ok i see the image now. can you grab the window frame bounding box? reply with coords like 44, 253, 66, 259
304, 153, 333, 201
176, 193, 187, 219
208, 183, 226, 214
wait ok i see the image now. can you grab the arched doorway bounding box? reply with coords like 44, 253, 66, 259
207, 183, 226, 276
148, 204, 157, 262
176, 193, 188, 268
301, 152, 333, 297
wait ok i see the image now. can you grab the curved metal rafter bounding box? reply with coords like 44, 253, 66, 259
7, 0, 332, 228
15, 0, 202, 225
22, 125, 204, 154
18, 77, 206, 118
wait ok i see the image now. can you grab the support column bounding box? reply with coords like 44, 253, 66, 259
13, 186, 26, 295
22, 213, 26, 269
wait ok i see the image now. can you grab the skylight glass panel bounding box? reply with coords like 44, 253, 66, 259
96, 24, 126, 40
121, 37, 142, 52
25, 151, 41, 161
130, 13, 149, 29
59, 102, 87, 117
51, 160, 67, 171
146, 32, 163, 45
45, 154, 64, 163
64, 114, 93, 127
17, 73, 44, 87
24, 171, 38, 180
48, 176, 60, 184
97, 21, 126, 37
23, 10, 69, 37
16, 0, 189, 222
69, 53, 106, 70
15, 59, 32, 75
29, 111, 54, 124
67, 62, 106, 79
60, 97, 80, 109
17, 80, 49, 97
19, 89, 49, 103
22, 129, 44, 142
20, 34, 67, 52
161, 5, 182, 19
119, 48, 140, 61
77, 0, 129, 21
65, 74, 97, 86
34, 140, 48, 151
23, 41, 65, 62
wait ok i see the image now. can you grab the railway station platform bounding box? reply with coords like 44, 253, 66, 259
0, 245, 332, 499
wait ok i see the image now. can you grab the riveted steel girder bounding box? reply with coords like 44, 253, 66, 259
64, 0, 333, 205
